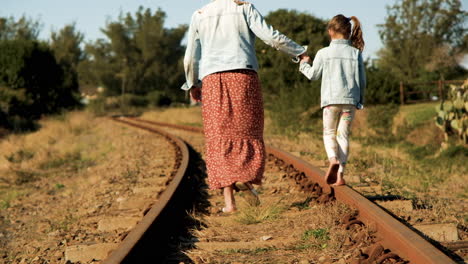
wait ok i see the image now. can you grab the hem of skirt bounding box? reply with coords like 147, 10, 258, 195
209, 177, 262, 190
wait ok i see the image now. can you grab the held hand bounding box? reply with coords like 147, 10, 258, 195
300, 55, 311, 64
190, 87, 202, 102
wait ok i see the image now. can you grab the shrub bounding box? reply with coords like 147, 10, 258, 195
0, 39, 80, 130
367, 104, 400, 135
435, 80, 467, 144
147, 91, 172, 107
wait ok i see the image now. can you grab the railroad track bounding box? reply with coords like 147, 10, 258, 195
104, 116, 457, 264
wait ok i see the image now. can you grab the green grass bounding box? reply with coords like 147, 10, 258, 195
398, 102, 438, 128
302, 228, 329, 241
292, 228, 330, 251
290, 197, 313, 211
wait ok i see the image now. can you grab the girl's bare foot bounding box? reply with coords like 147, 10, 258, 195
332, 172, 346, 186
325, 157, 340, 184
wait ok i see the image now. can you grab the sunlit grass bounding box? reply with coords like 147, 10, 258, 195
235, 201, 284, 225
396, 102, 438, 129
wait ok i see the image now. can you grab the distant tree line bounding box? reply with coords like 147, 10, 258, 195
0, 0, 466, 132
0, 7, 188, 131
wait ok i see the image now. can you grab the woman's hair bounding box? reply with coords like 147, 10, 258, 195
327, 14, 365, 52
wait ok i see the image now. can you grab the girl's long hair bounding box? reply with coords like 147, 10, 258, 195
327, 14, 365, 52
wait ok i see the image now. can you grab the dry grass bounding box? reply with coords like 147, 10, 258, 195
0, 112, 108, 188
0, 111, 177, 262
235, 199, 285, 225
140, 106, 202, 127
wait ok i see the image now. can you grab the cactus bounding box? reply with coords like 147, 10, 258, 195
435, 79, 468, 144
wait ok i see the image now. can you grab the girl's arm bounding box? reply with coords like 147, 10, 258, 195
358, 52, 366, 104
299, 51, 323, 80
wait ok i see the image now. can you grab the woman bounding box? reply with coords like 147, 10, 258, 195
183, 0, 306, 213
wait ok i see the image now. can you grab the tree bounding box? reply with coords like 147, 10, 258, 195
79, 7, 187, 101
378, 0, 467, 81
254, 9, 329, 132
0, 40, 79, 130
50, 23, 84, 102
0, 16, 41, 41
50, 23, 84, 69
364, 60, 400, 105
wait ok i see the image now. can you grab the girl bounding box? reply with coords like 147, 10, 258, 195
299, 14, 366, 186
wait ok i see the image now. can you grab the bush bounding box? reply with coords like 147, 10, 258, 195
367, 104, 400, 135
0, 39, 80, 130
121, 94, 149, 107
147, 91, 172, 107
364, 62, 400, 105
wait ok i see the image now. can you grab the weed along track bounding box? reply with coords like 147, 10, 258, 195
109, 117, 457, 264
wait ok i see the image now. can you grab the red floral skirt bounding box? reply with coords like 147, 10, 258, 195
202, 70, 265, 189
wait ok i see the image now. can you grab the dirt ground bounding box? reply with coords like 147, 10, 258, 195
0, 112, 177, 263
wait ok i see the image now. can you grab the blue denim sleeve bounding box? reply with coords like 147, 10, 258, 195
358, 52, 366, 104
299, 50, 323, 81
245, 4, 305, 58
182, 13, 202, 90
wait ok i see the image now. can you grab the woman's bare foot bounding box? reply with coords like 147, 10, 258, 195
332, 172, 346, 186
222, 207, 237, 213
223, 185, 236, 213
325, 157, 340, 184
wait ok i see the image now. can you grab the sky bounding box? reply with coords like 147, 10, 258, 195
2, 0, 467, 64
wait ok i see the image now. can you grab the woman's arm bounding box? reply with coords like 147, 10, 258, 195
299, 51, 323, 80
182, 13, 202, 90
245, 4, 305, 58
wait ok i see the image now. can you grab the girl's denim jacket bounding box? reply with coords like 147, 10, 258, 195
299, 39, 366, 108
182, 0, 305, 90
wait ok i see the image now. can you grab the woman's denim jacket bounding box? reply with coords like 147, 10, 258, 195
182, 0, 306, 90
299, 39, 366, 108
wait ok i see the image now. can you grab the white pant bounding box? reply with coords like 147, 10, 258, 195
323, 105, 356, 173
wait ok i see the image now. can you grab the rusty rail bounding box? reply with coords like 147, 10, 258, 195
267, 146, 455, 264
133, 118, 456, 264
102, 117, 189, 264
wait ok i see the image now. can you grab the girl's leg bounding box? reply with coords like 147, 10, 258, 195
223, 185, 236, 213
323, 106, 341, 183
335, 105, 356, 185
323, 106, 340, 160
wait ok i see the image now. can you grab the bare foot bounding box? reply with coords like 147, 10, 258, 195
332, 173, 346, 186
223, 185, 236, 212
325, 157, 340, 185
222, 207, 237, 213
